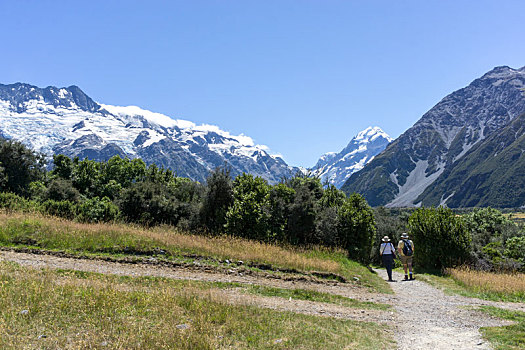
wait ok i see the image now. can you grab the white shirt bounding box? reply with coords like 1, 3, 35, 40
380, 242, 396, 255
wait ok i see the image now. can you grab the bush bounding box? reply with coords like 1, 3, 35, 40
76, 197, 119, 223
337, 193, 376, 264
504, 236, 525, 265
0, 139, 46, 196
40, 200, 77, 220
119, 181, 201, 228
200, 167, 233, 234
0, 192, 35, 212
225, 174, 271, 241
408, 207, 471, 270
44, 178, 81, 202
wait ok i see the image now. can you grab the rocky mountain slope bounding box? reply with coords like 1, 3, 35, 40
311, 126, 392, 188
0, 83, 297, 183
341, 66, 525, 207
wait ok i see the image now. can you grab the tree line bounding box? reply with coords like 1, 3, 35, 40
1, 137, 524, 271
0, 138, 376, 264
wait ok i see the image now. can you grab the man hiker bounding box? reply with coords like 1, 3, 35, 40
398, 232, 415, 281
379, 236, 396, 282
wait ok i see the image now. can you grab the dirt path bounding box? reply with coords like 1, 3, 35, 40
374, 268, 522, 350
2, 250, 523, 349
0, 250, 392, 324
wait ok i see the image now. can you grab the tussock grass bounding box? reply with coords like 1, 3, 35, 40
0, 261, 392, 349
447, 267, 525, 301
417, 268, 525, 302
0, 212, 390, 293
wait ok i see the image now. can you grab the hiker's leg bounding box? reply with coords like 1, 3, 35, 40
382, 255, 393, 281
386, 256, 393, 280
408, 262, 413, 273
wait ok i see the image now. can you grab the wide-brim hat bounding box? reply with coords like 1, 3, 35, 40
382, 236, 391, 242
401, 232, 409, 239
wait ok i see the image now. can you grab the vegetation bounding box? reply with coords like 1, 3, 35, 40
0, 261, 394, 349
479, 306, 525, 350
408, 207, 471, 270
447, 268, 525, 302
416, 270, 525, 303
464, 207, 525, 271
0, 213, 389, 293
0, 139, 377, 262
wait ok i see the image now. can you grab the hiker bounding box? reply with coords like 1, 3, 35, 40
398, 232, 414, 281
379, 236, 396, 282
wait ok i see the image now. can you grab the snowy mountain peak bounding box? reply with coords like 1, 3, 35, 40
354, 126, 393, 143
0, 82, 100, 114
311, 126, 391, 188
0, 82, 297, 183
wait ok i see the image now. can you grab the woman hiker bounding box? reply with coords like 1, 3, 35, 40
379, 236, 396, 282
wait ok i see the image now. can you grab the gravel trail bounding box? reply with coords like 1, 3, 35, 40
374, 268, 520, 350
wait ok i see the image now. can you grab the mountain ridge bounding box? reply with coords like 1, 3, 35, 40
341, 65, 525, 208
0, 82, 297, 183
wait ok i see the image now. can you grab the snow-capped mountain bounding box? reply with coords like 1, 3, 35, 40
311, 127, 392, 188
0, 83, 297, 183
342, 65, 525, 207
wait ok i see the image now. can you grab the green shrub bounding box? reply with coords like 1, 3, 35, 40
0, 192, 35, 212
40, 199, 77, 220
337, 193, 376, 264
409, 207, 471, 270
76, 197, 119, 223
225, 174, 271, 241
44, 178, 81, 202
504, 236, 525, 264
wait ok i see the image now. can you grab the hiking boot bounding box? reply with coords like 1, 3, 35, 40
403, 275, 409, 281
409, 276, 415, 280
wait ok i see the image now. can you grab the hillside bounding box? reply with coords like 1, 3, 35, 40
341, 66, 525, 207
417, 113, 525, 207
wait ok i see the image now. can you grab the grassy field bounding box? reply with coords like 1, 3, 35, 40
0, 212, 390, 293
0, 261, 393, 349
479, 306, 525, 350
416, 268, 525, 303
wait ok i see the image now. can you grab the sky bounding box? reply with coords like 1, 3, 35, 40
1, 1, 525, 167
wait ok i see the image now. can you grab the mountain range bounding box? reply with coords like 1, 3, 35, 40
2, 65, 525, 208
0, 83, 298, 183
341, 65, 525, 208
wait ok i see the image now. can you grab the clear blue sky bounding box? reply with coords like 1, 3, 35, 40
1, 1, 524, 167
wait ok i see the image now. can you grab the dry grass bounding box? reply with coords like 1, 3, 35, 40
0, 212, 339, 273
447, 267, 525, 299
0, 261, 392, 349
147, 226, 341, 273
